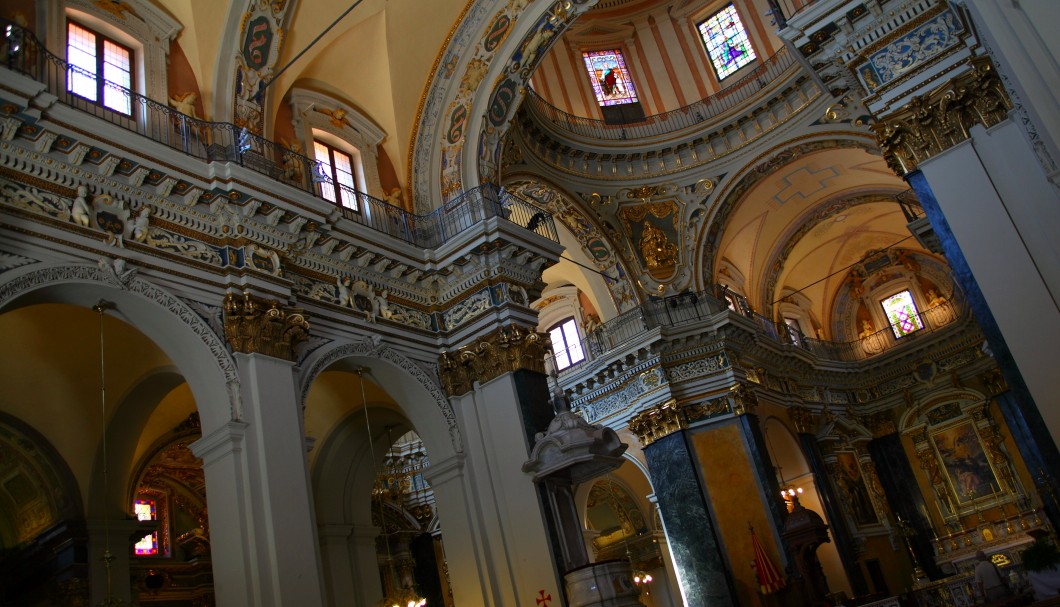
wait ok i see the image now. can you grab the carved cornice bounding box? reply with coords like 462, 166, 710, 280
628, 399, 684, 448
872, 57, 1012, 176
222, 292, 310, 361
437, 323, 550, 397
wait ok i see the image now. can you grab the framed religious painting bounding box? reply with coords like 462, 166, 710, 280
834, 452, 879, 526
930, 421, 1000, 504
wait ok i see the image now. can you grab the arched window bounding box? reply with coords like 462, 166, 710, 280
880, 289, 924, 338
313, 138, 360, 210
289, 89, 386, 201
582, 49, 639, 106
66, 20, 132, 114
697, 3, 757, 81
548, 317, 585, 371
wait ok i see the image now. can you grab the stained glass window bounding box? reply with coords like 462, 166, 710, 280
133, 498, 158, 556
881, 290, 924, 338
582, 50, 639, 106
549, 317, 585, 371
67, 22, 133, 114
697, 4, 757, 81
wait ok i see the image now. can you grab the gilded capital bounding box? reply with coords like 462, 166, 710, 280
628, 399, 684, 447
872, 57, 1011, 176
223, 292, 310, 361
864, 411, 897, 437
437, 323, 550, 397
729, 382, 758, 415
788, 405, 816, 434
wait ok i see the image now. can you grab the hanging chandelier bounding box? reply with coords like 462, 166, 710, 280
355, 367, 427, 607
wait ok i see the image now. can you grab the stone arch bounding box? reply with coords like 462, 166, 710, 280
0, 410, 84, 543
696, 136, 879, 292
410, 0, 597, 210
0, 261, 239, 432
298, 340, 461, 456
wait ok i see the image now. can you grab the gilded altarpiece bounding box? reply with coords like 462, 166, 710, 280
618, 199, 684, 290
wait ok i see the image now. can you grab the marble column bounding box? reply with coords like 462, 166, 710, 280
798, 434, 868, 596
643, 430, 736, 606
87, 519, 142, 606
867, 433, 943, 580
908, 167, 1060, 530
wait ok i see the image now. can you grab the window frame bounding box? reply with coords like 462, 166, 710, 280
66, 19, 135, 116
548, 317, 585, 371
879, 288, 925, 339
313, 138, 361, 211
581, 48, 640, 107
696, 3, 758, 82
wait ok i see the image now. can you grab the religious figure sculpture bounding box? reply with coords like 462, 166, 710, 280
639, 222, 678, 272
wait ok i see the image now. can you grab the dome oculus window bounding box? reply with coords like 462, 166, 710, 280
549, 318, 585, 371
881, 290, 924, 338
697, 4, 757, 81
582, 49, 639, 106
67, 21, 133, 115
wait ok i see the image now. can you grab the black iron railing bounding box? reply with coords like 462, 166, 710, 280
524, 47, 796, 142
548, 285, 967, 375
0, 21, 557, 248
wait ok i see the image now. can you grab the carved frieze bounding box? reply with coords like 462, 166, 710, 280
628, 399, 684, 447
222, 292, 310, 361
437, 323, 550, 397
872, 57, 1012, 176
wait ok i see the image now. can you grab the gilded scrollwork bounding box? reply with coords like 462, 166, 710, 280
222, 291, 310, 361
729, 382, 758, 415
789, 405, 815, 434
437, 323, 550, 396
872, 57, 1012, 176
628, 399, 684, 447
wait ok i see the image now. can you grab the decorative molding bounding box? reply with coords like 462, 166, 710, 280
222, 292, 309, 362
437, 323, 550, 396
789, 405, 816, 434
628, 399, 683, 447
872, 57, 1012, 176
729, 382, 758, 415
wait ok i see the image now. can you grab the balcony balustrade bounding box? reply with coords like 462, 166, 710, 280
523, 47, 797, 142
0, 20, 556, 248
547, 284, 967, 377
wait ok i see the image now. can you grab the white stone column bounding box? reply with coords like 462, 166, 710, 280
318, 523, 382, 607
87, 519, 142, 606
430, 373, 561, 607
192, 422, 260, 606
918, 121, 1060, 441
192, 352, 326, 607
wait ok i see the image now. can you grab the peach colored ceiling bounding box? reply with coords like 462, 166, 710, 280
715, 148, 913, 323
0, 304, 176, 507
164, 0, 466, 187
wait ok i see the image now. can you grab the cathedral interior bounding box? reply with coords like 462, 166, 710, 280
0, 0, 1058, 606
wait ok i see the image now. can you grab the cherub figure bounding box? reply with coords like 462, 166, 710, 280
130, 206, 150, 242
336, 277, 353, 308
168, 92, 199, 119
71, 185, 91, 227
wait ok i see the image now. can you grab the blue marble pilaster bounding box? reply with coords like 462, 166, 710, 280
799, 434, 869, 596
908, 171, 1060, 529
643, 431, 736, 606
867, 433, 943, 580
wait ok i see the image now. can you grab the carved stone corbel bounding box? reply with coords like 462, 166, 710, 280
222, 292, 310, 361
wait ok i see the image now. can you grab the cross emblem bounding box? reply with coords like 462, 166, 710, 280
536, 589, 552, 606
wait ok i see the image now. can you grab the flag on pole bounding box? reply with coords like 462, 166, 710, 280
750, 525, 787, 595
